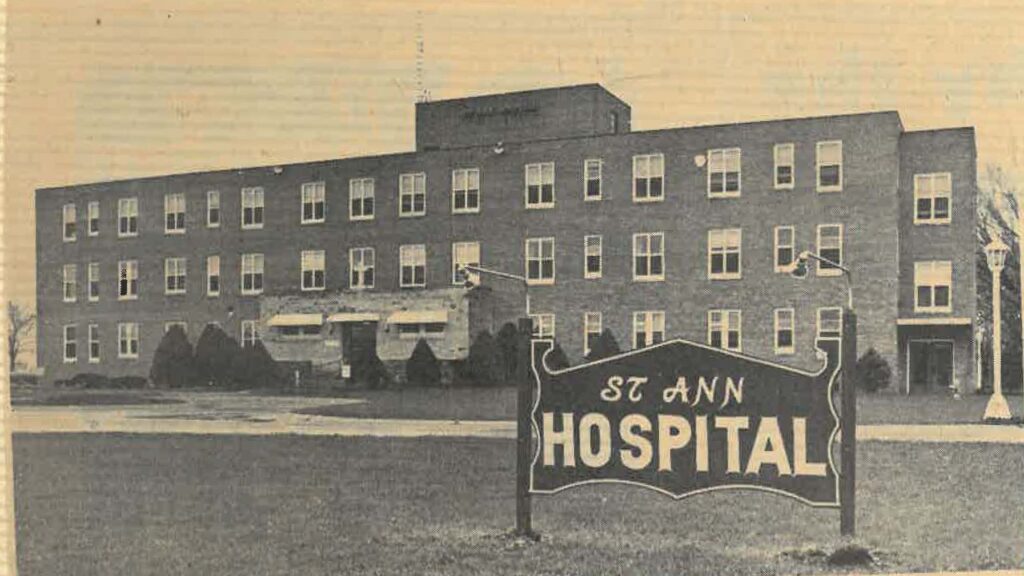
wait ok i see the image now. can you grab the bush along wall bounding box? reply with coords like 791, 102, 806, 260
406, 338, 441, 387
149, 326, 197, 389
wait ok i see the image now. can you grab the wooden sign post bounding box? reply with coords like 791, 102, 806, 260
514, 317, 536, 539
840, 310, 857, 537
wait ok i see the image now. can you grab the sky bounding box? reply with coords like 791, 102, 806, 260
5, 0, 1024, 310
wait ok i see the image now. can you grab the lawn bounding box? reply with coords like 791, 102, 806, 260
13, 434, 1024, 575
11, 388, 183, 407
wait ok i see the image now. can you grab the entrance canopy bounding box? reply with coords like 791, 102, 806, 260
327, 312, 380, 323
386, 309, 448, 324
267, 313, 323, 327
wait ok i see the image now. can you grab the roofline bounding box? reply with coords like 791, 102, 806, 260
903, 125, 975, 135
416, 82, 631, 110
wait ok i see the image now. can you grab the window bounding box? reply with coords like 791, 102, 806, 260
774, 308, 795, 355
88, 262, 99, 301
531, 314, 555, 339
62, 204, 77, 241
525, 162, 555, 208
207, 256, 220, 296
241, 253, 264, 295
633, 233, 665, 281
914, 173, 952, 224
118, 322, 139, 359
708, 228, 742, 279
399, 244, 426, 288
164, 193, 186, 233
165, 258, 187, 294
87, 201, 100, 236
241, 187, 264, 229
816, 224, 843, 276
817, 307, 842, 339
62, 264, 77, 302
301, 181, 326, 224
774, 143, 795, 189
350, 178, 375, 220
118, 260, 138, 299
118, 198, 138, 237
633, 154, 664, 202
708, 310, 742, 352
452, 168, 480, 213
63, 325, 77, 363
633, 311, 665, 349
584, 235, 602, 279
278, 324, 322, 339
584, 312, 602, 357
207, 190, 220, 227
301, 250, 326, 291
584, 159, 602, 200
350, 247, 375, 289
164, 321, 188, 334
88, 324, 100, 363
241, 320, 260, 347
774, 226, 795, 272
915, 261, 952, 312
816, 141, 843, 192
399, 173, 426, 217
525, 238, 555, 285
452, 242, 480, 285
708, 148, 741, 197
397, 322, 446, 339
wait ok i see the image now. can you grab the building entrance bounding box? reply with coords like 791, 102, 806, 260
908, 340, 954, 392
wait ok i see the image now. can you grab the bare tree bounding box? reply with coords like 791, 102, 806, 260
7, 301, 35, 373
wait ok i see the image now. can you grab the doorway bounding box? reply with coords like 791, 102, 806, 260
908, 340, 954, 392
341, 321, 378, 382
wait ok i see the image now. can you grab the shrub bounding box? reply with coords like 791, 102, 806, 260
495, 323, 521, 382
545, 342, 571, 370
10, 373, 38, 387
149, 326, 197, 388
194, 325, 241, 387
230, 341, 281, 389
71, 372, 112, 389
467, 330, 503, 387
586, 328, 622, 362
406, 338, 441, 387
110, 376, 148, 390
352, 350, 389, 390
853, 347, 891, 393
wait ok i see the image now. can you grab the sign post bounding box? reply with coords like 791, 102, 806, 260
840, 310, 857, 537
514, 317, 536, 539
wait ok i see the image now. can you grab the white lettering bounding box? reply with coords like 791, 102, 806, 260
657, 415, 692, 471
579, 413, 612, 468
715, 416, 750, 473
745, 417, 793, 476
619, 414, 653, 470
793, 417, 827, 476
542, 412, 575, 467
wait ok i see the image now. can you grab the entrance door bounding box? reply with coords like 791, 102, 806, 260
342, 322, 378, 382
909, 340, 953, 392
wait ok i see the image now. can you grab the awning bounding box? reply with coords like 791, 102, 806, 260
267, 313, 324, 327
327, 312, 380, 323
896, 317, 972, 326
386, 309, 449, 325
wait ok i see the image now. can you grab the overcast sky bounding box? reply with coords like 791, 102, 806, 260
6, 0, 1023, 307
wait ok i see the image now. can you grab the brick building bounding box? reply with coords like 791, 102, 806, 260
36, 84, 978, 392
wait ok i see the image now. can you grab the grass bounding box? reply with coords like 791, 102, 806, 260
13, 434, 1024, 575
11, 388, 183, 407
856, 391, 1015, 425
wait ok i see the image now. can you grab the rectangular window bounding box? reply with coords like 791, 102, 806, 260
584, 312, 602, 357
301, 250, 326, 291
708, 228, 742, 279
525, 237, 555, 285
399, 173, 426, 217
301, 181, 326, 224
708, 309, 742, 352
241, 253, 264, 295
633, 233, 665, 281
531, 314, 555, 339
633, 154, 664, 202
207, 256, 220, 296
118, 322, 139, 359
63, 325, 77, 363
165, 257, 187, 294
62, 264, 77, 302
816, 141, 843, 192
88, 324, 100, 363
399, 244, 426, 288
207, 190, 220, 227
633, 311, 665, 349
774, 308, 795, 355
87, 201, 100, 236
350, 247, 375, 290
88, 262, 99, 302
915, 261, 953, 312
914, 173, 952, 224
817, 307, 842, 339
525, 162, 555, 208
118, 260, 138, 300
241, 187, 265, 229
584, 235, 602, 279
118, 198, 138, 237
241, 320, 259, 347
452, 242, 481, 285
816, 224, 843, 276
774, 143, 795, 189
349, 178, 375, 220
62, 204, 77, 241
398, 323, 445, 340
452, 168, 480, 213
774, 226, 795, 272
708, 148, 742, 197
584, 159, 602, 200
164, 193, 186, 233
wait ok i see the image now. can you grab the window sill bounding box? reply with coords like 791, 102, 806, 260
775, 348, 795, 356
241, 225, 264, 231
63, 238, 76, 243
399, 333, 445, 340
207, 293, 220, 298
117, 234, 139, 239
118, 296, 139, 301
399, 284, 427, 289
707, 192, 741, 199
399, 212, 426, 219
816, 270, 844, 278
584, 195, 602, 202
88, 298, 99, 303
816, 186, 843, 193
632, 196, 664, 204
301, 286, 326, 292
452, 208, 481, 215
584, 274, 602, 280
207, 223, 221, 229
88, 359, 100, 364
525, 204, 555, 210
63, 299, 77, 304
709, 274, 742, 281
913, 307, 954, 314
301, 219, 326, 225
165, 291, 187, 296
349, 215, 375, 222
164, 229, 186, 235
118, 355, 139, 360
913, 219, 952, 226
63, 359, 77, 364
774, 184, 794, 191
349, 285, 373, 291
526, 279, 555, 286
633, 276, 665, 283
240, 291, 264, 296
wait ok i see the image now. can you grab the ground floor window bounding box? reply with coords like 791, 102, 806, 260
633, 311, 665, 349
63, 325, 77, 363
817, 307, 842, 339
241, 320, 260, 347
398, 323, 445, 339
583, 312, 602, 356
531, 314, 555, 339
88, 324, 100, 363
774, 308, 795, 355
118, 322, 139, 359
708, 309, 741, 351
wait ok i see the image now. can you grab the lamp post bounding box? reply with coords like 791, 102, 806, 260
984, 237, 1012, 420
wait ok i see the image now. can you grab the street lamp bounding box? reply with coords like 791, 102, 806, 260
457, 264, 531, 317
984, 237, 1012, 420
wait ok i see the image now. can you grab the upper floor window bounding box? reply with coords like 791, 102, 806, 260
708, 228, 742, 280
525, 162, 555, 208
816, 224, 843, 276
118, 198, 138, 237
584, 235, 602, 279
350, 247, 375, 290
525, 237, 555, 285
63, 325, 77, 363
399, 173, 426, 217
241, 253, 264, 295
62, 204, 77, 241
118, 260, 138, 300
774, 308, 795, 355
118, 322, 139, 359
207, 255, 220, 296
62, 264, 77, 302
708, 148, 741, 197
774, 226, 795, 272
584, 159, 602, 201
774, 143, 795, 189
241, 187, 265, 229
816, 141, 843, 192
207, 190, 221, 228
399, 244, 426, 288
633, 233, 665, 281
584, 312, 602, 357
914, 261, 952, 313
301, 182, 326, 224
817, 307, 842, 339
88, 262, 99, 302
914, 173, 952, 224
301, 250, 326, 291
708, 309, 741, 352
165, 257, 187, 294
531, 313, 555, 339
165, 193, 186, 234
87, 201, 100, 236
452, 168, 480, 214
452, 242, 480, 285
633, 311, 665, 349
350, 178, 375, 221
633, 154, 664, 202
